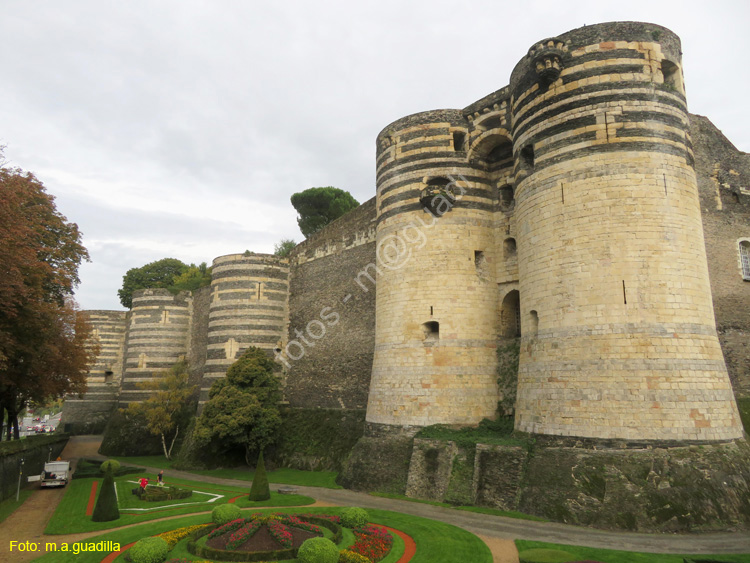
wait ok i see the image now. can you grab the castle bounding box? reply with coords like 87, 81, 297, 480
62, 21, 750, 530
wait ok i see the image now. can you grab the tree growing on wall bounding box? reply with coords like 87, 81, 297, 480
124, 360, 197, 459
290, 187, 359, 238
193, 347, 282, 464
273, 238, 296, 258
117, 258, 188, 309
0, 156, 96, 439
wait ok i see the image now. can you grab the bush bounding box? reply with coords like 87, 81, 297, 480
91, 470, 119, 522
298, 537, 339, 563
128, 536, 170, 563
100, 459, 121, 474
338, 549, 372, 563
341, 507, 368, 529
142, 486, 192, 502
518, 548, 576, 563
248, 449, 271, 501
212, 503, 242, 525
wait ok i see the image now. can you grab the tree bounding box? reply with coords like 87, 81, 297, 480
273, 239, 296, 258
193, 347, 281, 464
171, 262, 212, 293
124, 360, 196, 459
118, 259, 212, 308
290, 187, 359, 238
0, 159, 95, 439
117, 258, 187, 309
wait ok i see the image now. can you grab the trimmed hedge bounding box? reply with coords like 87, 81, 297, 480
297, 537, 338, 563
248, 450, 270, 501
127, 536, 170, 563
91, 470, 119, 522
340, 507, 368, 529
186, 515, 343, 563
0, 432, 69, 455
212, 504, 242, 526
142, 486, 192, 502
187, 525, 295, 562
73, 457, 144, 479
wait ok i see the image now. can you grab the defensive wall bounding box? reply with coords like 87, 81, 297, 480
63, 20, 750, 530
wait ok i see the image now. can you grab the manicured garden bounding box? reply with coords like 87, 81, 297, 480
45, 473, 315, 534
34, 507, 493, 563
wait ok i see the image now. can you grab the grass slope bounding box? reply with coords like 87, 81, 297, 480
515, 540, 750, 563
113, 455, 341, 488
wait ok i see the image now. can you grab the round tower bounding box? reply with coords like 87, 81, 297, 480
201, 253, 289, 404
509, 22, 743, 441
367, 109, 500, 429
120, 289, 191, 405
60, 310, 127, 433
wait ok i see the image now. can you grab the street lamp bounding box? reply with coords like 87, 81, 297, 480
16, 457, 24, 502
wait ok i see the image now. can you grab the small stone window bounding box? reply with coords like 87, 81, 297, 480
504, 238, 517, 258
453, 132, 466, 151
104, 370, 114, 383
420, 177, 457, 216
421, 321, 439, 340
740, 240, 750, 281
474, 250, 485, 269
520, 145, 534, 169
499, 185, 515, 210
661, 59, 683, 94
529, 310, 539, 337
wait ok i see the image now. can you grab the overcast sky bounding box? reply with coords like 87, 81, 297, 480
2, 0, 748, 311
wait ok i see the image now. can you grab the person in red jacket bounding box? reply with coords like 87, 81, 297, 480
139, 477, 149, 495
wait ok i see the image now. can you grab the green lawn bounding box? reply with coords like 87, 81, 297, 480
515, 540, 750, 563
0, 489, 34, 524
44, 475, 314, 534
32, 507, 491, 563
113, 455, 342, 488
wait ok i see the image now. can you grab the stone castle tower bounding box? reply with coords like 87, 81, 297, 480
63, 20, 750, 530
365, 21, 742, 443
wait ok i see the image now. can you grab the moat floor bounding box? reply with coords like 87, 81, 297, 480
4, 436, 750, 562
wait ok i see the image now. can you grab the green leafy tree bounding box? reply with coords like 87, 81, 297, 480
273, 238, 296, 258
0, 157, 95, 439
118, 258, 212, 308
124, 360, 196, 459
194, 347, 281, 464
290, 187, 359, 238
118, 258, 187, 308
171, 262, 212, 292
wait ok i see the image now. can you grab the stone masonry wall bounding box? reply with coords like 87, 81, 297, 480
692, 114, 750, 398
282, 198, 377, 410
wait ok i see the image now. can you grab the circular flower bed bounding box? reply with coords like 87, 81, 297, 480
187, 513, 343, 562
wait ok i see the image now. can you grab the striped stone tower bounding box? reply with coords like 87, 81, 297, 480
59, 310, 127, 433
119, 289, 192, 405
200, 253, 289, 405
367, 109, 501, 429
509, 22, 743, 441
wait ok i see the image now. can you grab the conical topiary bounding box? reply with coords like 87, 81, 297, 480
91, 461, 120, 522
248, 449, 271, 501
